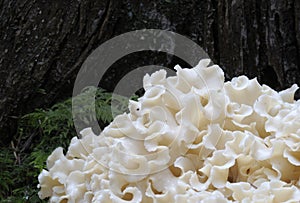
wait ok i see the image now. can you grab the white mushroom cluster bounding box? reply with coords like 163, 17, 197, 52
38, 59, 300, 202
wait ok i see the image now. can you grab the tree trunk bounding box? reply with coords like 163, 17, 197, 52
1, 0, 299, 144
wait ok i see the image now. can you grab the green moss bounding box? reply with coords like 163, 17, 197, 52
0, 87, 134, 202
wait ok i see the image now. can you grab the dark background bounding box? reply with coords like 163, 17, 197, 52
1, 0, 300, 144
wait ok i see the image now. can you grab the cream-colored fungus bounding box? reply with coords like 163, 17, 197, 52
38, 59, 300, 202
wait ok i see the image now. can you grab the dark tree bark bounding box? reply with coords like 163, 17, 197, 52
1, 0, 299, 144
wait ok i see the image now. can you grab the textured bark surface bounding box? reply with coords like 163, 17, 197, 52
1, 0, 299, 143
